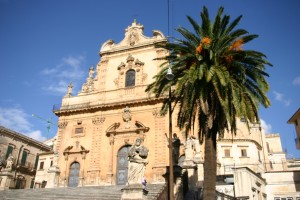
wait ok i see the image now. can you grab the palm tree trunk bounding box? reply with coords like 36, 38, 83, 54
203, 133, 217, 199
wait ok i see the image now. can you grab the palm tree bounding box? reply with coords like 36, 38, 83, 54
146, 6, 272, 199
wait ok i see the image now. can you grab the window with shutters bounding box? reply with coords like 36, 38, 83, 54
224, 149, 231, 157
5, 145, 14, 159
34, 155, 39, 169
241, 149, 247, 157
39, 161, 44, 170
21, 150, 28, 166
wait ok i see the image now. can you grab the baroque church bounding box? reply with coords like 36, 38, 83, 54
32, 21, 299, 200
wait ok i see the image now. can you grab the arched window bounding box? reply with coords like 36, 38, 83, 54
125, 69, 135, 87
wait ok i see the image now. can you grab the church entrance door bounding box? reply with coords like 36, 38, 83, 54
68, 162, 80, 187
116, 145, 131, 185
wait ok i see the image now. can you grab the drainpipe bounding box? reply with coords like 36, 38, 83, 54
14, 145, 24, 187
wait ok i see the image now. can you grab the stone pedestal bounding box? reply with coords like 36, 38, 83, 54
121, 184, 148, 200
0, 170, 14, 190
47, 166, 60, 188
182, 164, 198, 191
196, 162, 204, 186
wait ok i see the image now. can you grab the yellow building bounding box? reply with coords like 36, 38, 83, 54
52, 20, 174, 187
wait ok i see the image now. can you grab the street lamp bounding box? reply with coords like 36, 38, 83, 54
166, 66, 174, 200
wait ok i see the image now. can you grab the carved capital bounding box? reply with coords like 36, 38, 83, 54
152, 109, 164, 118
92, 117, 105, 125
109, 135, 115, 145
58, 121, 68, 129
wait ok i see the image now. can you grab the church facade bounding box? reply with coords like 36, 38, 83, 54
52, 20, 174, 187
35, 21, 299, 199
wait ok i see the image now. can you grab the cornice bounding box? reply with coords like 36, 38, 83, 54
53, 96, 165, 116
0, 126, 52, 151
219, 138, 263, 150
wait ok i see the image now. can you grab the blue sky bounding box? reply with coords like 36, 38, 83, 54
0, 0, 299, 158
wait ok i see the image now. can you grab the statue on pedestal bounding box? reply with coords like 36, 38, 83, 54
127, 138, 148, 185
172, 133, 181, 164
5, 154, 14, 171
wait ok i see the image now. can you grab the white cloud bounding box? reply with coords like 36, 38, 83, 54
273, 91, 291, 106
43, 80, 69, 94
0, 107, 47, 142
41, 55, 87, 95
26, 130, 47, 142
292, 76, 300, 85
260, 119, 272, 133
41, 68, 58, 75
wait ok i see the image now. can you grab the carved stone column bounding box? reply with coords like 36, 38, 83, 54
57, 120, 68, 153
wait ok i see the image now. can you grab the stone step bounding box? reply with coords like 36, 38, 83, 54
0, 183, 166, 200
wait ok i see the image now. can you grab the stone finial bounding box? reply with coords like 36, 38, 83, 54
127, 55, 134, 63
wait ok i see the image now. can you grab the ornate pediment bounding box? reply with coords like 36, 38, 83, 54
106, 120, 149, 137
63, 142, 89, 160
100, 20, 166, 53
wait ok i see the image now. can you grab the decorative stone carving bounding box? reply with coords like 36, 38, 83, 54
127, 55, 134, 63
58, 120, 68, 129
5, 154, 14, 171
114, 78, 119, 87
127, 138, 149, 185
118, 62, 126, 70
92, 116, 105, 125
123, 106, 132, 129
128, 30, 138, 46
116, 55, 146, 88
79, 66, 96, 94
63, 143, 89, 161
152, 108, 164, 118
109, 134, 115, 145
0, 155, 6, 171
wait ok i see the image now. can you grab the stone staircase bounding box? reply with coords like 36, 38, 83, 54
0, 184, 166, 200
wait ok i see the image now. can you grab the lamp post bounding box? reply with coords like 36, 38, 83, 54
166, 66, 174, 200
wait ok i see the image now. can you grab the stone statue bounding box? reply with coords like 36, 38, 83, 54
129, 31, 137, 46
0, 155, 6, 171
183, 136, 202, 165
5, 154, 14, 171
172, 133, 181, 164
192, 137, 202, 163
184, 136, 194, 161
127, 138, 149, 185
82, 83, 88, 93
66, 82, 73, 96
88, 66, 95, 79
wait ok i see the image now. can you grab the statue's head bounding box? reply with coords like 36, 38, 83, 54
135, 138, 142, 146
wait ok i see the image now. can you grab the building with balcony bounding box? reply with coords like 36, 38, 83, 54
288, 108, 300, 149
0, 126, 52, 190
